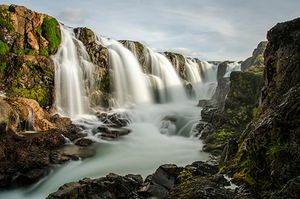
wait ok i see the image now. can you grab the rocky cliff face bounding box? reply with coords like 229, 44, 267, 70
0, 5, 61, 107
241, 41, 267, 71
199, 44, 265, 157
229, 18, 300, 197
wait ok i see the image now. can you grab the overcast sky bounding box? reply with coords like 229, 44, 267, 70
2, 0, 300, 60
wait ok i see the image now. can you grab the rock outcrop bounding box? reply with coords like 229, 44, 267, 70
74, 27, 111, 108
0, 5, 61, 107
48, 161, 234, 199
229, 18, 300, 197
199, 55, 264, 157
120, 40, 150, 73
241, 41, 267, 71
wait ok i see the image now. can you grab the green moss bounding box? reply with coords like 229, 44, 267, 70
0, 12, 14, 32
233, 170, 256, 186
12, 87, 48, 107
266, 138, 288, 174
35, 26, 42, 35
41, 16, 61, 54
252, 107, 261, 118
0, 62, 7, 72
215, 129, 233, 143
0, 40, 9, 55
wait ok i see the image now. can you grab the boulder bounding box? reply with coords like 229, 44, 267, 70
47, 173, 143, 199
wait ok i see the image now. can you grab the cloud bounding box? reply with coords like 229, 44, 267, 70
58, 8, 88, 24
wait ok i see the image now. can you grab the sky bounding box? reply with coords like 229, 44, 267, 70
1, 0, 300, 60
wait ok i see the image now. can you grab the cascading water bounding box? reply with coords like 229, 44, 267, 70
53, 26, 91, 117
224, 62, 241, 77
185, 58, 202, 84
147, 48, 187, 102
98, 37, 152, 107
0, 31, 219, 199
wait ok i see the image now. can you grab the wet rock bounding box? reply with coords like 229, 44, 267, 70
50, 145, 96, 164
217, 61, 233, 81
47, 173, 143, 199
164, 52, 186, 80
74, 27, 111, 108
100, 127, 131, 140
98, 112, 130, 127
120, 40, 150, 73
75, 138, 94, 147
197, 99, 210, 107
201, 105, 218, 123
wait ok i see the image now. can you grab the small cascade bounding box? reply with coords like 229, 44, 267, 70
98, 37, 153, 107
25, 108, 34, 131
200, 61, 218, 82
53, 26, 94, 118
185, 58, 202, 84
146, 74, 167, 103
147, 48, 187, 102
224, 62, 241, 77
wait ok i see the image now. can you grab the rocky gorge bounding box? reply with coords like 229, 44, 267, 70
0, 4, 299, 199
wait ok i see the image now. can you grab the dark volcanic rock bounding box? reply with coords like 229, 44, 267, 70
75, 138, 94, 147
48, 161, 233, 199
139, 164, 183, 199
230, 18, 300, 197
47, 173, 143, 199
217, 61, 233, 81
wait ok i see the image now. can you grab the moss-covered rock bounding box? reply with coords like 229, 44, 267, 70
229, 18, 300, 197
41, 16, 61, 54
0, 5, 61, 108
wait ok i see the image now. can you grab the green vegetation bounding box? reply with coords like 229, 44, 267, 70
42, 16, 61, 54
12, 87, 48, 107
267, 138, 288, 174
215, 129, 233, 144
0, 12, 13, 32
0, 62, 7, 72
0, 40, 9, 55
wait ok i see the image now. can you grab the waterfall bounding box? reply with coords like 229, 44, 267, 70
224, 62, 241, 77
52, 26, 93, 117
98, 37, 153, 107
200, 61, 218, 82
147, 48, 187, 102
185, 58, 202, 84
